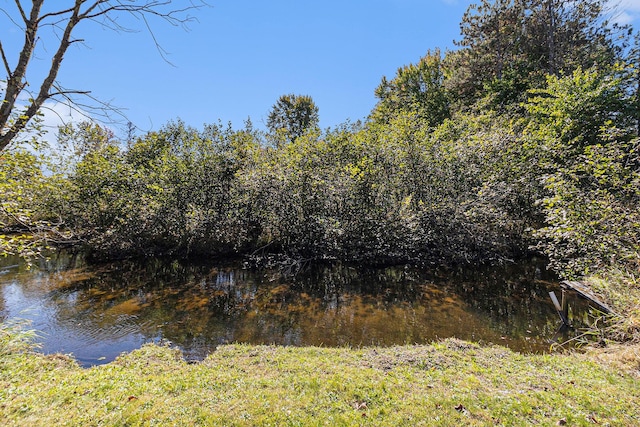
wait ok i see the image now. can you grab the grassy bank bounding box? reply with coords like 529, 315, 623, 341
582, 270, 640, 343
1, 325, 639, 426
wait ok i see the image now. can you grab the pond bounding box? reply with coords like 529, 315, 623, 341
0, 253, 592, 367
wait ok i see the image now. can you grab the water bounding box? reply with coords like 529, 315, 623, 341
0, 253, 592, 367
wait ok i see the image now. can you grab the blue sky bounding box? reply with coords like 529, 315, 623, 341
3, 0, 640, 139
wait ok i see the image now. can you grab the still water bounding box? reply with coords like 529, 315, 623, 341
0, 253, 590, 367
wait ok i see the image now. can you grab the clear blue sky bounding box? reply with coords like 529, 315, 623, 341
3, 0, 640, 138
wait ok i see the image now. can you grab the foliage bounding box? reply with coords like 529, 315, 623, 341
266, 94, 320, 146
371, 50, 450, 127
446, 0, 624, 109
525, 67, 640, 277
239, 111, 540, 265
61, 120, 262, 258
20, 110, 538, 266
0, 147, 73, 262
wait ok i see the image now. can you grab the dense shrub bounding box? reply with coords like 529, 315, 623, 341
28, 113, 540, 265
526, 68, 640, 277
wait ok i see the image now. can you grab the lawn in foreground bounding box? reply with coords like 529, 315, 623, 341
1, 339, 639, 426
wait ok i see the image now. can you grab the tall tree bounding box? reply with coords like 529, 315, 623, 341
446, 0, 528, 107
524, 0, 618, 75
0, 0, 206, 152
446, 0, 623, 108
370, 49, 449, 127
266, 94, 319, 145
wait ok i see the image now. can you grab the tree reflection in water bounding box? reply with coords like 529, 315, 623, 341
0, 254, 590, 366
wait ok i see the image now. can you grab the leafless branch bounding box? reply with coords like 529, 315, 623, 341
0, 42, 11, 77
0, 6, 24, 30
0, 1, 45, 145
37, 6, 81, 23
13, 0, 28, 24
50, 82, 130, 125
141, 13, 174, 65
49, 89, 92, 98
0, 0, 209, 151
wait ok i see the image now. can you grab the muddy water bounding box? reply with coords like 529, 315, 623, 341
0, 254, 590, 366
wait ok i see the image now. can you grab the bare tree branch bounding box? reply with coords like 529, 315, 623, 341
0, 6, 24, 30
0, 42, 11, 77
50, 89, 92, 98
37, 6, 82, 23
0, 1, 44, 145
0, 0, 80, 147
0, 0, 208, 151
13, 0, 28, 24
141, 12, 174, 65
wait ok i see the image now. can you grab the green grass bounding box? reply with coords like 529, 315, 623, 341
1, 323, 639, 426
583, 269, 640, 343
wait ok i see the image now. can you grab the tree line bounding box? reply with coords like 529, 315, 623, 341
1, 0, 639, 282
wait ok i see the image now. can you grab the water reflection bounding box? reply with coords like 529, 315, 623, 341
0, 254, 590, 366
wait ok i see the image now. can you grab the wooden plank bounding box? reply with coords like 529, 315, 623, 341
561, 280, 614, 314
549, 291, 571, 326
